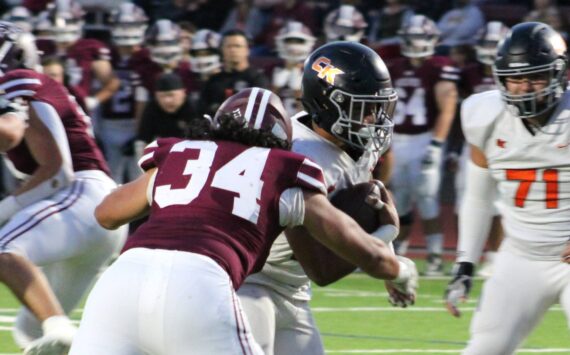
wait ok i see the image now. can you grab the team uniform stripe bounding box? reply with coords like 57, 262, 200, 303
138, 152, 155, 170
3, 90, 36, 100
297, 172, 327, 194
0, 181, 84, 249
244, 88, 260, 123
0, 78, 41, 91
253, 89, 272, 129
230, 287, 250, 355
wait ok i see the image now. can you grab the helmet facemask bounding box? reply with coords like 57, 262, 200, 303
400, 33, 438, 58
493, 59, 567, 119
328, 88, 397, 154
112, 23, 147, 47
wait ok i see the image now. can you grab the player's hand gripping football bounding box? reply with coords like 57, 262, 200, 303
385, 256, 418, 307
444, 262, 474, 317
364, 179, 399, 241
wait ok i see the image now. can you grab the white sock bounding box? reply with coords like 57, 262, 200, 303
41, 315, 74, 335
426, 233, 443, 255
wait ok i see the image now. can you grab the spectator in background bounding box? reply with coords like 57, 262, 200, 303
200, 29, 269, 116
323, 4, 368, 43
177, 21, 197, 66
188, 29, 222, 108
256, 0, 317, 55
436, 0, 485, 55
219, 0, 267, 43
525, 0, 568, 39
271, 21, 316, 117
136, 73, 195, 154
99, 3, 150, 184
367, 0, 415, 46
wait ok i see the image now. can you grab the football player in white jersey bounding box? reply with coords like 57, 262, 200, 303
238, 41, 419, 355
444, 22, 570, 354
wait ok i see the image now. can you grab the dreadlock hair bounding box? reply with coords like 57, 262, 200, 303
186, 113, 290, 150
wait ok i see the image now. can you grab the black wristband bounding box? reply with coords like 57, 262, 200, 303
456, 262, 474, 277
430, 139, 444, 147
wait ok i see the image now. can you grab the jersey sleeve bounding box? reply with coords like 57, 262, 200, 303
294, 157, 327, 195
461, 90, 503, 150
0, 70, 42, 101
137, 140, 160, 171
93, 41, 111, 61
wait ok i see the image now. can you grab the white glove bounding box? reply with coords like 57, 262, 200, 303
444, 262, 474, 317
85, 96, 100, 112
418, 140, 443, 196
386, 256, 418, 307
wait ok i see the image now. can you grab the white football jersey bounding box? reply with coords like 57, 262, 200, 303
244, 112, 379, 300
462, 90, 570, 247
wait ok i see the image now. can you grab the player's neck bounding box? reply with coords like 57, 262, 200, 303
312, 121, 344, 148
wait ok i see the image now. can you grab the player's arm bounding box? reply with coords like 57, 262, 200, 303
445, 144, 496, 317
0, 114, 26, 151
0, 98, 28, 151
374, 148, 393, 183
300, 190, 399, 280
95, 168, 154, 230
432, 80, 458, 142
90, 59, 120, 106
0, 104, 74, 224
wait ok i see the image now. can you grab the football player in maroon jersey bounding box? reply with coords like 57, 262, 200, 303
0, 22, 127, 354
41, 0, 120, 114
387, 14, 460, 275
69, 88, 412, 354
99, 3, 150, 184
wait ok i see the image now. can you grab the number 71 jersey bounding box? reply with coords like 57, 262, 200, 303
126, 138, 327, 288
462, 90, 570, 244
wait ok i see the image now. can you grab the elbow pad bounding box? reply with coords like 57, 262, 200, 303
457, 161, 496, 264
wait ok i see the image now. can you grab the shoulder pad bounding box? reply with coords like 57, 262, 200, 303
461, 90, 504, 150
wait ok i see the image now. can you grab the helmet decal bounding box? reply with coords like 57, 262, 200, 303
311, 57, 344, 85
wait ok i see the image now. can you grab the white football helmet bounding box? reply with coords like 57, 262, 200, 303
109, 3, 148, 47
475, 21, 510, 66
146, 19, 182, 65
275, 21, 316, 63
324, 5, 367, 43
189, 29, 221, 74
45, 0, 85, 44
398, 15, 440, 58
2, 6, 33, 33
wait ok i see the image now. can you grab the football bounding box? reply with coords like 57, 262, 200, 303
330, 182, 381, 233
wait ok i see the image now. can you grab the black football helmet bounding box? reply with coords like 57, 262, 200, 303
493, 22, 568, 119
301, 41, 397, 153
0, 21, 40, 76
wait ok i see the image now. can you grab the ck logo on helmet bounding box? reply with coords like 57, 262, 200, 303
311, 57, 344, 85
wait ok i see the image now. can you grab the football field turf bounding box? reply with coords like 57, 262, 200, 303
0, 272, 568, 354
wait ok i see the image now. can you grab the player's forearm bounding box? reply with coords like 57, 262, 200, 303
457, 160, 496, 263
93, 76, 120, 104
432, 82, 458, 141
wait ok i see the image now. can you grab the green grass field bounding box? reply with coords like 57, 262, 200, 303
0, 269, 568, 354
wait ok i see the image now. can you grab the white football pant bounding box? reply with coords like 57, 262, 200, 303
238, 283, 324, 355
98, 118, 141, 184
391, 132, 440, 219
2, 170, 127, 347
463, 238, 570, 354
70, 248, 263, 355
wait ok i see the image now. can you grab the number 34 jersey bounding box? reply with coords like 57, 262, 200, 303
124, 138, 327, 289
462, 90, 570, 246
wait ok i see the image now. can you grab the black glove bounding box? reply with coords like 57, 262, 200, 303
444, 262, 474, 317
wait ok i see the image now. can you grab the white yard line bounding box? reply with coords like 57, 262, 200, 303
325, 349, 570, 354
312, 306, 563, 313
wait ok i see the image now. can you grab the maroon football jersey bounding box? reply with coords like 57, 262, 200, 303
388, 56, 460, 134
460, 62, 496, 97
64, 38, 112, 95
0, 69, 110, 175
100, 47, 145, 120
124, 138, 326, 288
